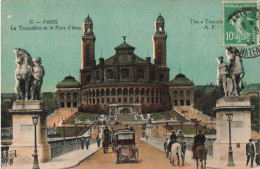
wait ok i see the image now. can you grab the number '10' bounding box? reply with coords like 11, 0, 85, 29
225, 31, 234, 40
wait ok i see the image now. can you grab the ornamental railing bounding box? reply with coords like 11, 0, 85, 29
48, 136, 90, 159
1, 149, 16, 166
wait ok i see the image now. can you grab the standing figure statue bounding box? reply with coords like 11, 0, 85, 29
217, 56, 229, 97
226, 46, 244, 96
14, 48, 33, 100
30, 57, 45, 100
14, 48, 45, 100
217, 46, 245, 97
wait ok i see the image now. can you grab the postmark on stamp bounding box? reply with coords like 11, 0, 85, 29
223, 2, 259, 46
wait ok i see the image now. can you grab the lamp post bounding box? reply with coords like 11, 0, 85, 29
75, 123, 78, 141
226, 113, 235, 167
32, 115, 40, 169
180, 121, 183, 131
62, 120, 66, 144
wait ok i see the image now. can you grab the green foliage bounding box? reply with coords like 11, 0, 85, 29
194, 88, 221, 117
78, 104, 108, 114
250, 96, 260, 131
1, 94, 16, 127
41, 92, 58, 115
142, 103, 171, 114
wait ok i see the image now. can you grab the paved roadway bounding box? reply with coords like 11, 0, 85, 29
73, 138, 211, 169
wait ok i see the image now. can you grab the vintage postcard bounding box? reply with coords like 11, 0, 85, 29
1, 0, 260, 169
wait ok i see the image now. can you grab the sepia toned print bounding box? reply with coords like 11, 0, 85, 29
1, 0, 260, 169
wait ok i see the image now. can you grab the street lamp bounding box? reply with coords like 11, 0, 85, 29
62, 120, 66, 144
75, 123, 78, 141
226, 113, 235, 167
32, 115, 40, 169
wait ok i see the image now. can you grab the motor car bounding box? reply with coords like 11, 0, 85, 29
112, 129, 138, 164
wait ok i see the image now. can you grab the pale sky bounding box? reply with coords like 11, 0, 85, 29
1, 0, 260, 93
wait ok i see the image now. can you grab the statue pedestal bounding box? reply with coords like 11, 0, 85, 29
146, 124, 152, 136
213, 97, 253, 162
9, 100, 51, 163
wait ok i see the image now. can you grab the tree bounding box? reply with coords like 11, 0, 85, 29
194, 88, 221, 117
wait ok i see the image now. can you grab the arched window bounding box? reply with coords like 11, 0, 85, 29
123, 88, 128, 96
111, 88, 116, 96
146, 88, 150, 96
96, 89, 100, 96
159, 26, 163, 31
135, 88, 139, 95
137, 69, 144, 79
86, 28, 90, 33
141, 88, 145, 96
121, 69, 129, 79
101, 89, 105, 96
92, 89, 95, 96
106, 69, 113, 79
129, 88, 134, 96
117, 88, 122, 95
106, 89, 110, 96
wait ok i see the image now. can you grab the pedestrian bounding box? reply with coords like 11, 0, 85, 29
164, 138, 168, 153
246, 138, 255, 168
256, 139, 260, 166
80, 136, 85, 150
96, 135, 101, 148
86, 138, 90, 150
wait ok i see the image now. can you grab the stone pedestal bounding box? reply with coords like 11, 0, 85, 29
146, 124, 152, 136
213, 97, 253, 162
9, 100, 51, 163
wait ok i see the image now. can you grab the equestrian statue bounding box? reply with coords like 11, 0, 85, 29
217, 46, 244, 97
14, 48, 45, 101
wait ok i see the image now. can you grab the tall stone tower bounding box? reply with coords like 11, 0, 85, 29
153, 13, 167, 68
80, 14, 96, 85
153, 14, 169, 84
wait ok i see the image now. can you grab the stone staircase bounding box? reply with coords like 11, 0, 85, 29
116, 113, 136, 121
47, 109, 77, 127
174, 107, 216, 129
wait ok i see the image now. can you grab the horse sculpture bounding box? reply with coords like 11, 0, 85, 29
226, 46, 244, 96
194, 145, 207, 169
14, 48, 33, 100
166, 140, 183, 166
14, 48, 45, 101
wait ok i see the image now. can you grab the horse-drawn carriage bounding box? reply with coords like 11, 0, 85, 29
112, 129, 138, 164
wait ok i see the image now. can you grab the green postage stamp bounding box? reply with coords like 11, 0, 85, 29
223, 1, 259, 46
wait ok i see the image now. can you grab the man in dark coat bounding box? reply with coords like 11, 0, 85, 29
86, 138, 90, 150
246, 139, 255, 168
193, 130, 206, 158
96, 136, 101, 148
167, 131, 177, 157
80, 136, 85, 150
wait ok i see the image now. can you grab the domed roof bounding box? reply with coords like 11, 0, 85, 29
84, 14, 93, 24
156, 13, 164, 23
170, 73, 194, 86
56, 76, 80, 88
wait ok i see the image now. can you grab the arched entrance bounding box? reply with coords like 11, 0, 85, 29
120, 108, 131, 114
